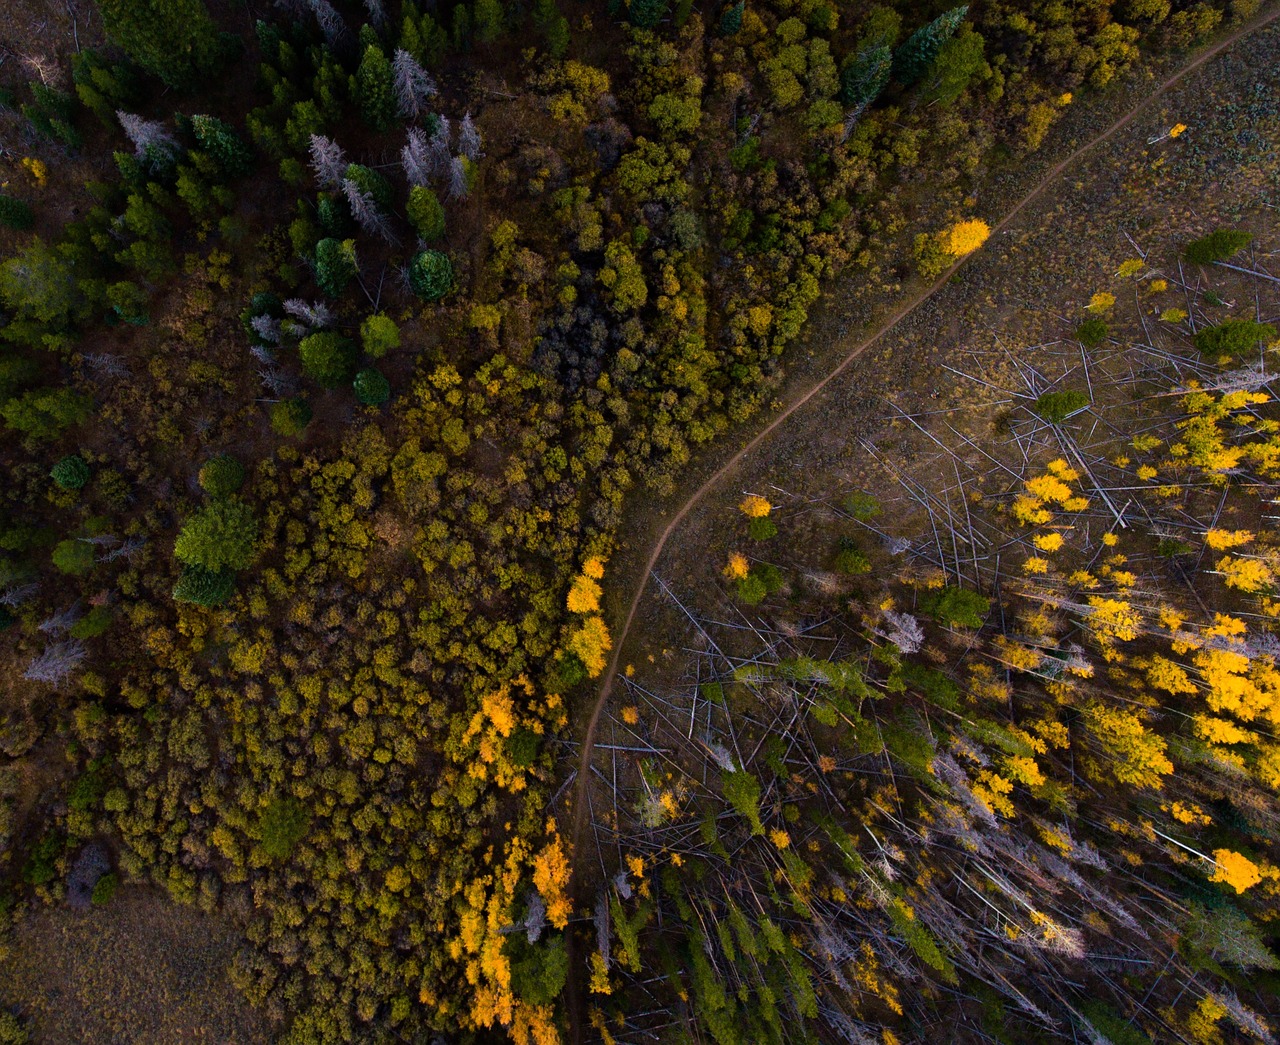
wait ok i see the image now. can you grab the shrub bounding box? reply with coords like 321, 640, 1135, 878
0, 195, 34, 230
354, 368, 391, 406
271, 396, 312, 437
1193, 319, 1277, 359
360, 313, 400, 358
174, 499, 258, 572
90, 872, 120, 905
1034, 389, 1090, 423
736, 563, 783, 605
52, 539, 95, 575
1075, 316, 1109, 346
1185, 228, 1252, 265
920, 585, 989, 628
198, 453, 245, 497
407, 186, 445, 240
50, 454, 90, 490
407, 250, 453, 301
173, 565, 235, 606
299, 331, 357, 388
748, 516, 778, 541
834, 537, 871, 575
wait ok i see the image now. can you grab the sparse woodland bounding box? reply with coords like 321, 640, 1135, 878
0, 0, 1273, 1042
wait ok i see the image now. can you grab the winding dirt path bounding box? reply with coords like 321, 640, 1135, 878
563, 6, 1280, 1036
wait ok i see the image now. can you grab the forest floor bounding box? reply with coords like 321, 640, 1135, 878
1, 886, 268, 1043
564, 0, 1280, 971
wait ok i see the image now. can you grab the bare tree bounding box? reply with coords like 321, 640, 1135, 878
401, 127, 432, 188
283, 299, 335, 329
458, 112, 482, 161
0, 583, 38, 609
25, 640, 87, 685
393, 49, 437, 121
82, 353, 128, 381
447, 155, 470, 201
429, 115, 452, 173
363, 0, 388, 30
342, 178, 399, 244
116, 111, 179, 170
102, 537, 147, 564
251, 314, 282, 345
309, 134, 347, 189
308, 0, 347, 46
39, 603, 82, 634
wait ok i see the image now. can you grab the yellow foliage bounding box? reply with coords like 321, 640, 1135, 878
621, 705, 640, 725
1033, 532, 1065, 552
1210, 849, 1262, 894
582, 556, 606, 579
1087, 292, 1116, 313
1023, 556, 1049, 575
739, 494, 772, 517
1117, 258, 1144, 278
1146, 655, 1196, 695
532, 827, 572, 928
588, 952, 612, 995
21, 156, 47, 187
940, 219, 991, 257
769, 829, 791, 849
1087, 597, 1141, 644
1216, 555, 1274, 592
568, 616, 612, 677
566, 574, 603, 613
723, 552, 749, 580
1169, 123, 1187, 138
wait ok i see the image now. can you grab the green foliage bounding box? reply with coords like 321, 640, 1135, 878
90, 872, 120, 906
22, 831, 62, 886
721, 769, 764, 834
629, 0, 669, 29
1077, 1002, 1155, 1045
191, 114, 253, 177
174, 499, 258, 572
354, 368, 391, 406
474, 0, 506, 43
407, 250, 453, 301
1184, 228, 1253, 264
0, 1010, 28, 1045
1193, 318, 1277, 359
107, 280, 149, 325
748, 516, 778, 541
270, 396, 312, 437
736, 562, 782, 605
921, 26, 987, 106
1076, 316, 1109, 346
50, 454, 90, 491
299, 332, 357, 388
0, 240, 88, 342
258, 797, 311, 861
314, 238, 358, 298
22, 82, 80, 147
0, 195, 33, 231
98, 0, 219, 87
717, 1, 743, 36
533, 0, 571, 56
1034, 388, 1090, 423
2, 389, 92, 442
839, 45, 892, 108
70, 606, 113, 639
344, 163, 393, 211
834, 537, 870, 575
71, 50, 137, 125
52, 539, 95, 576
920, 584, 988, 628
893, 5, 968, 86
360, 313, 401, 359
353, 45, 396, 132
505, 935, 568, 1006
172, 565, 236, 606
407, 186, 446, 241
198, 454, 245, 497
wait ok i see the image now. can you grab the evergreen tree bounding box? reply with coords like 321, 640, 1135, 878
473, 0, 505, 43
353, 44, 396, 132
299, 331, 357, 388
407, 186, 445, 240
839, 44, 892, 107
717, 2, 743, 36
97, 0, 220, 88
314, 238, 358, 297
354, 367, 391, 405
407, 250, 453, 301
173, 565, 236, 606
629, 0, 669, 29
191, 114, 253, 177
198, 454, 245, 497
892, 5, 968, 86
50, 455, 91, 490
174, 498, 258, 572
532, 0, 570, 56
0, 195, 34, 231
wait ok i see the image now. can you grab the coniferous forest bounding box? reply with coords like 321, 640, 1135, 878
0, 0, 1278, 1042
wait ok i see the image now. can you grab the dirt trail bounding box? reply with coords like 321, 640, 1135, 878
562, 5, 1280, 1037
